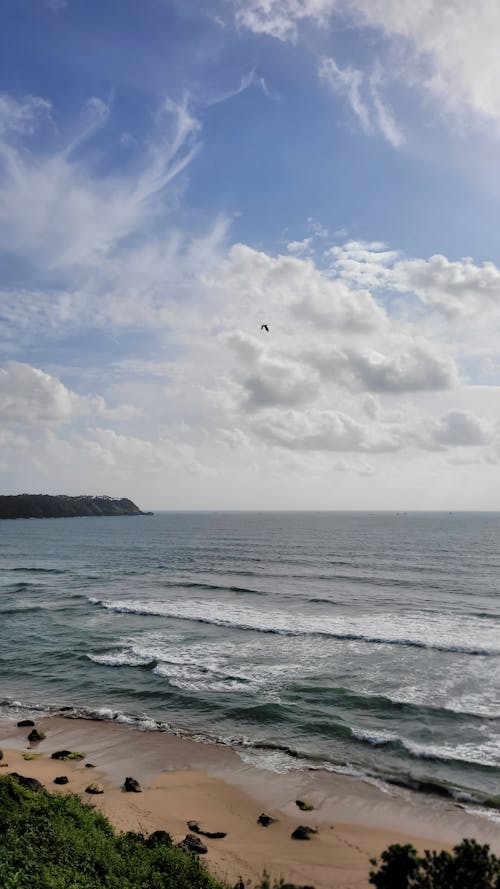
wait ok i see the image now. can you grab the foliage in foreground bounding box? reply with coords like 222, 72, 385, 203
369, 839, 500, 889
0, 774, 226, 889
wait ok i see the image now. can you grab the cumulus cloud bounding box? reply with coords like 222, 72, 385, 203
213, 243, 386, 330
309, 342, 459, 392
253, 407, 402, 451
225, 331, 319, 408
392, 255, 500, 318
0, 362, 77, 426
422, 409, 495, 449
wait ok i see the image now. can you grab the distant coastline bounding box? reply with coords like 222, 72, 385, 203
0, 494, 151, 520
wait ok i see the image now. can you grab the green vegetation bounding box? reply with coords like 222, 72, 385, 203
369, 839, 500, 888
0, 774, 225, 889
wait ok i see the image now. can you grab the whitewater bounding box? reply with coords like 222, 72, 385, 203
1, 511, 499, 807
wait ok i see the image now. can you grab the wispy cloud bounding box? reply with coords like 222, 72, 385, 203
0, 93, 201, 269
233, 0, 500, 131
319, 56, 404, 146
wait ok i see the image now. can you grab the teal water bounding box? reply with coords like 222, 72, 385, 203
1, 512, 499, 805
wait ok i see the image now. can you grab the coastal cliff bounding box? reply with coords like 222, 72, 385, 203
0, 494, 149, 519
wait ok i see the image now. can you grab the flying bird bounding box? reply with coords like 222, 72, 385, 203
261, 324, 269, 332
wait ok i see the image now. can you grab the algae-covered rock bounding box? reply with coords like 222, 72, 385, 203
296, 799, 314, 811
22, 753, 42, 761
85, 783, 104, 794
51, 750, 85, 761
27, 729, 45, 742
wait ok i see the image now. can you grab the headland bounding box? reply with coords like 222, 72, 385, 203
0, 494, 150, 519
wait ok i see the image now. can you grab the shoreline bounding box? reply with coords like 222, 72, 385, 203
1, 714, 499, 889
2, 698, 497, 811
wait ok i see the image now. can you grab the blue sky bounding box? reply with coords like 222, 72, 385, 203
2, 0, 500, 508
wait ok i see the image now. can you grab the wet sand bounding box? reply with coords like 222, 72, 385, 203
1, 715, 499, 889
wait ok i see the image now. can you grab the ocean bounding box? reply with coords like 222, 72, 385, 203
1, 511, 499, 808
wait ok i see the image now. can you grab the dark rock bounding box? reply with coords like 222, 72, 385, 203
178, 834, 208, 854
17, 719, 35, 727
291, 825, 318, 841
234, 881, 245, 889
187, 820, 226, 839
85, 763, 96, 768
124, 776, 142, 792
0, 750, 3, 760
296, 799, 314, 811
9, 773, 44, 792
54, 776, 69, 785
85, 782, 104, 794
59, 706, 73, 712
257, 813, 277, 827
27, 728, 45, 742
146, 830, 172, 848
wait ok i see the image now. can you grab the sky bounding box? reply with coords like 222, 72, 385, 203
2, 0, 500, 509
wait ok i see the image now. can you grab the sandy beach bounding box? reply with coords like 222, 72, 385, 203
1, 714, 499, 889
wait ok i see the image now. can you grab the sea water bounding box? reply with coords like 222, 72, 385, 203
1, 511, 499, 805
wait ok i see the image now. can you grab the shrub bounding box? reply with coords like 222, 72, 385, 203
369, 838, 500, 889
0, 774, 225, 889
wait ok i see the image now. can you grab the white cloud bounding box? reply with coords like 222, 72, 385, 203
253, 406, 402, 451
319, 55, 405, 148
353, 0, 500, 123
234, 0, 500, 127
0, 94, 51, 136
0, 362, 76, 426
234, 0, 335, 41
369, 66, 405, 148
420, 409, 495, 449
0, 95, 200, 269
326, 240, 399, 288
319, 56, 371, 132
310, 342, 459, 392
393, 255, 500, 318
287, 237, 313, 255
213, 243, 386, 330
